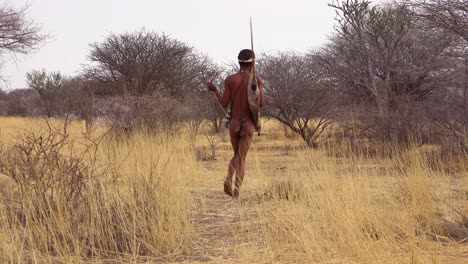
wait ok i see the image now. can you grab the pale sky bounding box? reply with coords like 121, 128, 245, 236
2, 0, 336, 90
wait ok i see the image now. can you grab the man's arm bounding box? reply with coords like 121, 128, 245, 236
207, 78, 230, 108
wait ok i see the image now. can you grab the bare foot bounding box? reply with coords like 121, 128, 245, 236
224, 182, 232, 197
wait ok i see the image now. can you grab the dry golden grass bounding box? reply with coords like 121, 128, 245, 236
0, 117, 197, 262
0, 117, 466, 263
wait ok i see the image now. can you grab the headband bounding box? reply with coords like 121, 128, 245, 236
238, 58, 253, 63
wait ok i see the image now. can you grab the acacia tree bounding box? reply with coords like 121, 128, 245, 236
0, 4, 44, 53
63, 76, 97, 131
26, 70, 68, 117
326, 0, 454, 144
86, 29, 215, 98
0, 4, 45, 82
430, 56, 468, 138
3, 88, 42, 116
258, 52, 336, 147
412, 0, 468, 43
0, 89, 6, 113
329, 1, 438, 112
410, 0, 468, 145
84, 29, 223, 132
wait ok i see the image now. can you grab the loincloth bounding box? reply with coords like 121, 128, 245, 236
231, 118, 254, 138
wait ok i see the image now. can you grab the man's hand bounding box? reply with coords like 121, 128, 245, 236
207, 79, 217, 92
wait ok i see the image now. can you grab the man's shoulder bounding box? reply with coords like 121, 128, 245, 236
226, 72, 239, 80
225, 73, 240, 84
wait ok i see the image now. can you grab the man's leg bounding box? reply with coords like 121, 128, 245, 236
224, 156, 238, 196
225, 132, 240, 196
233, 123, 254, 198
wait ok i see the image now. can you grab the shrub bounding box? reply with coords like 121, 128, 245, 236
97, 94, 191, 135
0, 120, 194, 261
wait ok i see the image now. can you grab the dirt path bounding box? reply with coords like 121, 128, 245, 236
181, 140, 282, 263
185, 163, 267, 263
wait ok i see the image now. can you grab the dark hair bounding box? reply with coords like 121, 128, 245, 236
238, 49, 255, 67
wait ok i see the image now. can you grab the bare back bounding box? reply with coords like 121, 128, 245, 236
225, 71, 264, 136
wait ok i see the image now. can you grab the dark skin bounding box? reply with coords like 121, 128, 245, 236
207, 64, 264, 198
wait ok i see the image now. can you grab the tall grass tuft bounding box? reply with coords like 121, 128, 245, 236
260, 142, 467, 263
0, 120, 196, 262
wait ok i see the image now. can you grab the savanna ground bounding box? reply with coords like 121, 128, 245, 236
0, 117, 466, 263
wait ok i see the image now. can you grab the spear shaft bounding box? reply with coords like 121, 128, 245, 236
250, 17, 256, 77
248, 17, 261, 135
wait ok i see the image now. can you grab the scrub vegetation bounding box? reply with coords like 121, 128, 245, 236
0, 0, 467, 263
0, 117, 466, 263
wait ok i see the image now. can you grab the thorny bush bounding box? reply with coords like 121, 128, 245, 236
0, 119, 118, 207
